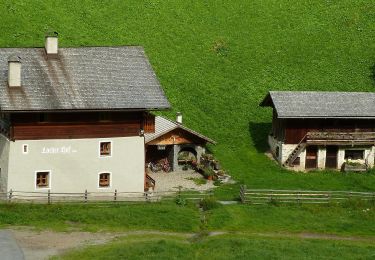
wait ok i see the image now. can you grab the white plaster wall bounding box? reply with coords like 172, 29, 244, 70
365, 146, 375, 168
337, 146, 374, 170
281, 144, 306, 171
268, 135, 282, 162
317, 147, 326, 169
7, 136, 145, 193
0, 135, 10, 193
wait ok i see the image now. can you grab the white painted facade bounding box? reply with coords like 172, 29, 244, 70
0, 136, 145, 193
268, 135, 375, 171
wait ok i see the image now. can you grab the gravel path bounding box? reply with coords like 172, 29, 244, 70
148, 170, 215, 192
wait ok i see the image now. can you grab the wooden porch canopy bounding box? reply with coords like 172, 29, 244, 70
144, 116, 216, 146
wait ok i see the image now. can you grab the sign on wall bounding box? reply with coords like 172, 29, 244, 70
41, 146, 77, 154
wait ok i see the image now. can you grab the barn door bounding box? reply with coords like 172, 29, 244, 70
305, 146, 318, 169
325, 146, 338, 169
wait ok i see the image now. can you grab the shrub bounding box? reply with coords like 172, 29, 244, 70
200, 197, 220, 211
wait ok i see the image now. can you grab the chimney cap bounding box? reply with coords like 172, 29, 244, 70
45, 31, 58, 38
8, 54, 21, 63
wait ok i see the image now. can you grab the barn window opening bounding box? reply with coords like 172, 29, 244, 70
293, 157, 300, 166
36, 171, 50, 188
23, 144, 28, 154
99, 173, 110, 187
344, 150, 364, 160
100, 141, 112, 156
275, 146, 280, 158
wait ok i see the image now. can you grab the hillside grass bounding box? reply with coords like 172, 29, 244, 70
207, 203, 375, 237
54, 234, 375, 260
1, 1, 375, 195
0, 201, 374, 238
0, 202, 200, 232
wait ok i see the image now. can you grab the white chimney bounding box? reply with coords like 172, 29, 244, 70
45, 32, 59, 56
176, 112, 182, 124
8, 55, 21, 87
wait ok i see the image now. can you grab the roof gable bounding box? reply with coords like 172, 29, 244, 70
144, 116, 216, 144
0, 47, 170, 112
261, 91, 375, 119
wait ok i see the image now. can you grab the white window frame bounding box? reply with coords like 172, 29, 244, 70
98, 172, 112, 189
99, 140, 113, 158
22, 144, 28, 154
35, 170, 51, 190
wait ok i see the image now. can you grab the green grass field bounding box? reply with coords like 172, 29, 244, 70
1, 2, 375, 257
54, 234, 375, 260
1, 1, 375, 195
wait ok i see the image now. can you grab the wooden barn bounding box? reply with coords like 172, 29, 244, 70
260, 91, 375, 171
144, 113, 215, 172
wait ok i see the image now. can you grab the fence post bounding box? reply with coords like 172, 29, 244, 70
114, 189, 117, 202
84, 189, 88, 203
8, 189, 12, 203
296, 193, 300, 205
47, 190, 51, 204
240, 185, 246, 204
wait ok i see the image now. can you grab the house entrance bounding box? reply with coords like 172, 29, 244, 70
305, 146, 318, 169
325, 146, 338, 169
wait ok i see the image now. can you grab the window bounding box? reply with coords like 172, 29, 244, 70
99, 173, 110, 188
22, 144, 28, 154
293, 157, 300, 166
100, 141, 112, 157
36, 171, 50, 188
344, 150, 364, 160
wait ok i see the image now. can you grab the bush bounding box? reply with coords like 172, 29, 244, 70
200, 197, 220, 211
175, 196, 187, 207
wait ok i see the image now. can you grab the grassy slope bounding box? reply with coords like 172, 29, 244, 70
54, 234, 375, 260
0, 203, 200, 232
1, 1, 375, 195
0, 202, 374, 238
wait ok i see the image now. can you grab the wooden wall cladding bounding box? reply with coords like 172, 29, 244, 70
11, 121, 141, 140
283, 119, 375, 144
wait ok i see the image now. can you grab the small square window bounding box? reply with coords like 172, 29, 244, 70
36, 171, 50, 188
99, 173, 110, 188
23, 144, 28, 154
100, 142, 112, 157
293, 157, 300, 166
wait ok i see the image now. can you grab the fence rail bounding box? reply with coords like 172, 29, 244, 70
2, 189, 213, 204
239, 185, 375, 205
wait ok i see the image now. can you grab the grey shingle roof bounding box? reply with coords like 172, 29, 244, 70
260, 91, 375, 118
144, 116, 216, 144
0, 47, 170, 111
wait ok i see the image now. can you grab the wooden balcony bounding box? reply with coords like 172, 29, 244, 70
306, 131, 375, 145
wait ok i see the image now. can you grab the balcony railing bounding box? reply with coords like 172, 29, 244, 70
306, 131, 375, 145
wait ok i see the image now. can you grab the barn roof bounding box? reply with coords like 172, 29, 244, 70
260, 91, 375, 119
144, 116, 216, 144
0, 47, 170, 112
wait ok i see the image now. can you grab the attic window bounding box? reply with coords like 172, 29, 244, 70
100, 141, 112, 157
99, 173, 110, 188
36, 171, 50, 188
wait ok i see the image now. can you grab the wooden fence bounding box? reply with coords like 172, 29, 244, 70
2, 189, 213, 204
240, 185, 375, 205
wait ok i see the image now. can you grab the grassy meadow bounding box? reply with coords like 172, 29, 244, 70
1, 1, 375, 196
54, 234, 375, 260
